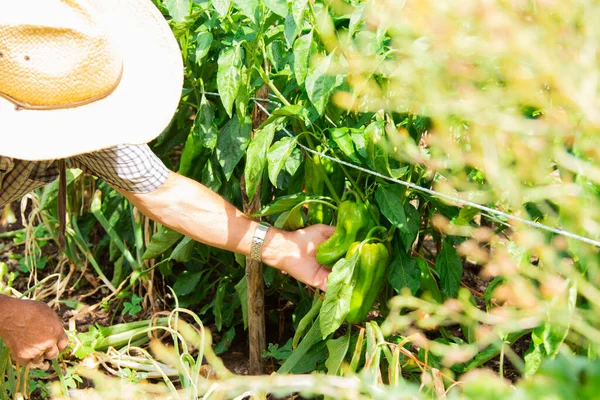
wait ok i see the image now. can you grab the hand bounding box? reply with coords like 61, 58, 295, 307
0, 296, 69, 366
262, 224, 336, 291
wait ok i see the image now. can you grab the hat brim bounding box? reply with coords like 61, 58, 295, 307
0, 0, 183, 161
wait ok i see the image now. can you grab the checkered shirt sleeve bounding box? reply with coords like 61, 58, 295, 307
70, 144, 170, 193
0, 144, 169, 208
0, 157, 58, 208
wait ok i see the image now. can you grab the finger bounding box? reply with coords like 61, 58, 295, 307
319, 224, 336, 238
57, 331, 70, 352
31, 355, 44, 366
30, 360, 49, 370
44, 345, 60, 360
313, 265, 330, 292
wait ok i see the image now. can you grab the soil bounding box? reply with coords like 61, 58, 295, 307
461, 261, 530, 382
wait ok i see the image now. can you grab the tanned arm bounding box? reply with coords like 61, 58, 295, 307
117, 171, 333, 291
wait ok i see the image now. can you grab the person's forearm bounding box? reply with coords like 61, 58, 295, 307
117, 171, 288, 265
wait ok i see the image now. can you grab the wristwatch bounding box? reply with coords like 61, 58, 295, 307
250, 221, 271, 262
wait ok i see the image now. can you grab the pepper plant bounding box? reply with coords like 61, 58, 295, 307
142, 0, 468, 377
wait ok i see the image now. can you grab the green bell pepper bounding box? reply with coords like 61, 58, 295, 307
346, 240, 390, 323
315, 195, 378, 267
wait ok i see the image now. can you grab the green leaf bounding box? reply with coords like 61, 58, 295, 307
284, 14, 298, 48
214, 282, 227, 332
524, 332, 545, 378
325, 328, 351, 376
232, 0, 259, 23
436, 239, 463, 298
540, 280, 577, 357
375, 184, 407, 227
214, 326, 236, 355
267, 40, 286, 70
253, 193, 327, 216
418, 259, 442, 302
331, 128, 361, 163
263, 340, 293, 361
91, 190, 137, 269
400, 203, 420, 251
212, 0, 231, 16
193, 96, 217, 150
388, 165, 410, 179
263, 0, 288, 17
179, 100, 212, 178
348, 3, 364, 37
305, 52, 336, 115
351, 131, 367, 159
244, 123, 277, 200
258, 104, 307, 129
453, 206, 480, 226
292, 0, 309, 27
216, 116, 252, 180
171, 236, 194, 263
293, 32, 312, 85
319, 253, 359, 339
452, 330, 530, 374
364, 322, 382, 378
173, 271, 203, 296
235, 66, 250, 120
217, 46, 243, 117
142, 228, 182, 259
40, 169, 82, 211
235, 277, 248, 330
164, 0, 190, 22
484, 276, 505, 310
267, 137, 298, 187
293, 295, 323, 349
274, 207, 304, 230
388, 251, 421, 295
283, 147, 303, 178
365, 120, 389, 174
278, 321, 323, 374
201, 156, 223, 193
195, 31, 213, 64
460, 290, 478, 344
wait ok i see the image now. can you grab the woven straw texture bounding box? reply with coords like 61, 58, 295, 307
0, 0, 183, 161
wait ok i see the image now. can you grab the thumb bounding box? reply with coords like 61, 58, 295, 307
315, 224, 336, 238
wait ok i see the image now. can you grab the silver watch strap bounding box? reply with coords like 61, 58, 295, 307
250, 222, 270, 262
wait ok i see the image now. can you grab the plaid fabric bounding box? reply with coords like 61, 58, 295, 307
0, 144, 169, 208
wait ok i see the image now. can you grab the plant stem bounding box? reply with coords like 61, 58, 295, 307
338, 163, 367, 202
258, 40, 292, 107
0, 229, 25, 239
52, 359, 70, 400
305, 135, 343, 204
300, 200, 338, 211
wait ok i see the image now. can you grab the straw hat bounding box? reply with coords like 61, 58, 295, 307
0, 0, 184, 161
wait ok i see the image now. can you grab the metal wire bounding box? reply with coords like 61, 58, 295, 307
250, 99, 600, 248
199, 89, 600, 247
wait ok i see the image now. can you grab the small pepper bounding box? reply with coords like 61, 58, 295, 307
346, 240, 389, 323
315, 196, 377, 267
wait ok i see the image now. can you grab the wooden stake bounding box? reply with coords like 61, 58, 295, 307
242, 85, 270, 374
